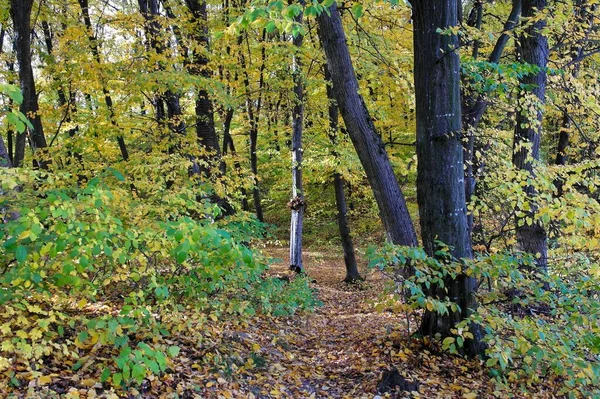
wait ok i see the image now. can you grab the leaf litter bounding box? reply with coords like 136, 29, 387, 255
1, 247, 562, 398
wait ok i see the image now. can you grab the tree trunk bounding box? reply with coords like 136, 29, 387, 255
289, 15, 305, 273
10, 0, 47, 168
0, 27, 15, 166
512, 0, 549, 272
411, 0, 484, 357
78, 0, 129, 161
184, 0, 221, 167
239, 31, 267, 222
325, 66, 361, 282
316, 4, 417, 247
463, 0, 522, 233
0, 135, 11, 168
139, 0, 185, 138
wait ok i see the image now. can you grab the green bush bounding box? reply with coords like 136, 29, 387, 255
369, 243, 600, 398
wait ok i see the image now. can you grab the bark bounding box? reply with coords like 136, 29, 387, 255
316, 4, 417, 247
411, 0, 484, 356
0, 135, 11, 168
239, 32, 267, 222
555, 0, 591, 196
10, 0, 47, 168
222, 107, 250, 211
289, 13, 305, 273
78, 0, 129, 161
463, 0, 522, 233
325, 66, 361, 282
512, 0, 549, 272
184, 0, 221, 166
139, 0, 185, 136
468, 1, 483, 59
41, 19, 81, 164
0, 27, 15, 166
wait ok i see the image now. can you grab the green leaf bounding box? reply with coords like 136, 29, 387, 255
176, 250, 187, 264
15, 246, 27, 264
100, 367, 111, 382
351, 3, 363, 19
167, 345, 180, 357
486, 357, 498, 367
442, 336, 455, 348
113, 372, 123, 386
107, 167, 125, 182
132, 364, 145, 382
265, 21, 276, 34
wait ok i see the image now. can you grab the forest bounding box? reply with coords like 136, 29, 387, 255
1, 0, 600, 397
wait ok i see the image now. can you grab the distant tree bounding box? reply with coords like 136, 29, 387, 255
316, 3, 417, 247
512, 0, 549, 272
77, 0, 129, 161
325, 66, 361, 283
0, 135, 10, 168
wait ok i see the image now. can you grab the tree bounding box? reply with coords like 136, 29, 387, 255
462, 0, 522, 232
77, 0, 129, 161
0, 134, 10, 168
411, 0, 484, 356
10, 0, 47, 167
183, 0, 222, 166
138, 0, 185, 136
316, 3, 417, 247
512, 0, 549, 272
325, 67, 361, 283
289, 11, 305, 273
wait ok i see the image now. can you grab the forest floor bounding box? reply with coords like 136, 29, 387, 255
13, 247, 560, 399
164, 247, 501, 399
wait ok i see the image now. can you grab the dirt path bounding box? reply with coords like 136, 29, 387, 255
195, 247, 496, 399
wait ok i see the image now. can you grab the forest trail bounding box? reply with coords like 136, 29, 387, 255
183, 247, 497, 399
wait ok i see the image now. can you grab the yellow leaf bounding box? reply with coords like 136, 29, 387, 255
463, 392, 478, 399
38, 375, 53, 385
16, 330, 28, 339
252, 343, 261, 352
77, 298, 87, 309
426, 302, 434, 311
81, 378, 97, 387
222, 391, 233, 399
0, 357, 11, 371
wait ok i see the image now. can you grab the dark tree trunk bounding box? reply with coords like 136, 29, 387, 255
0, 135, 11, 168
0, 27, 15, 166
512, 0, 549, 272
41, 19, 81, 164
10, 0, 47, 168
467, 1, 483, 59
411, 0, 484, 357
78, 0, 129, 161
463, 0, 522, 233
289, 17, 305, 273
555, 111, 570, 167
316, 4, 417, 247
554, 0, 590, 196
139, 0, 185, 137
239, 31, 267, 222
325, 66, 361, 282
184, 0, 221, 167
221, 108, 250, 211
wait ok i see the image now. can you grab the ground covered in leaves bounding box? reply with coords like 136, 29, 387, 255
4, 247, 561, 398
